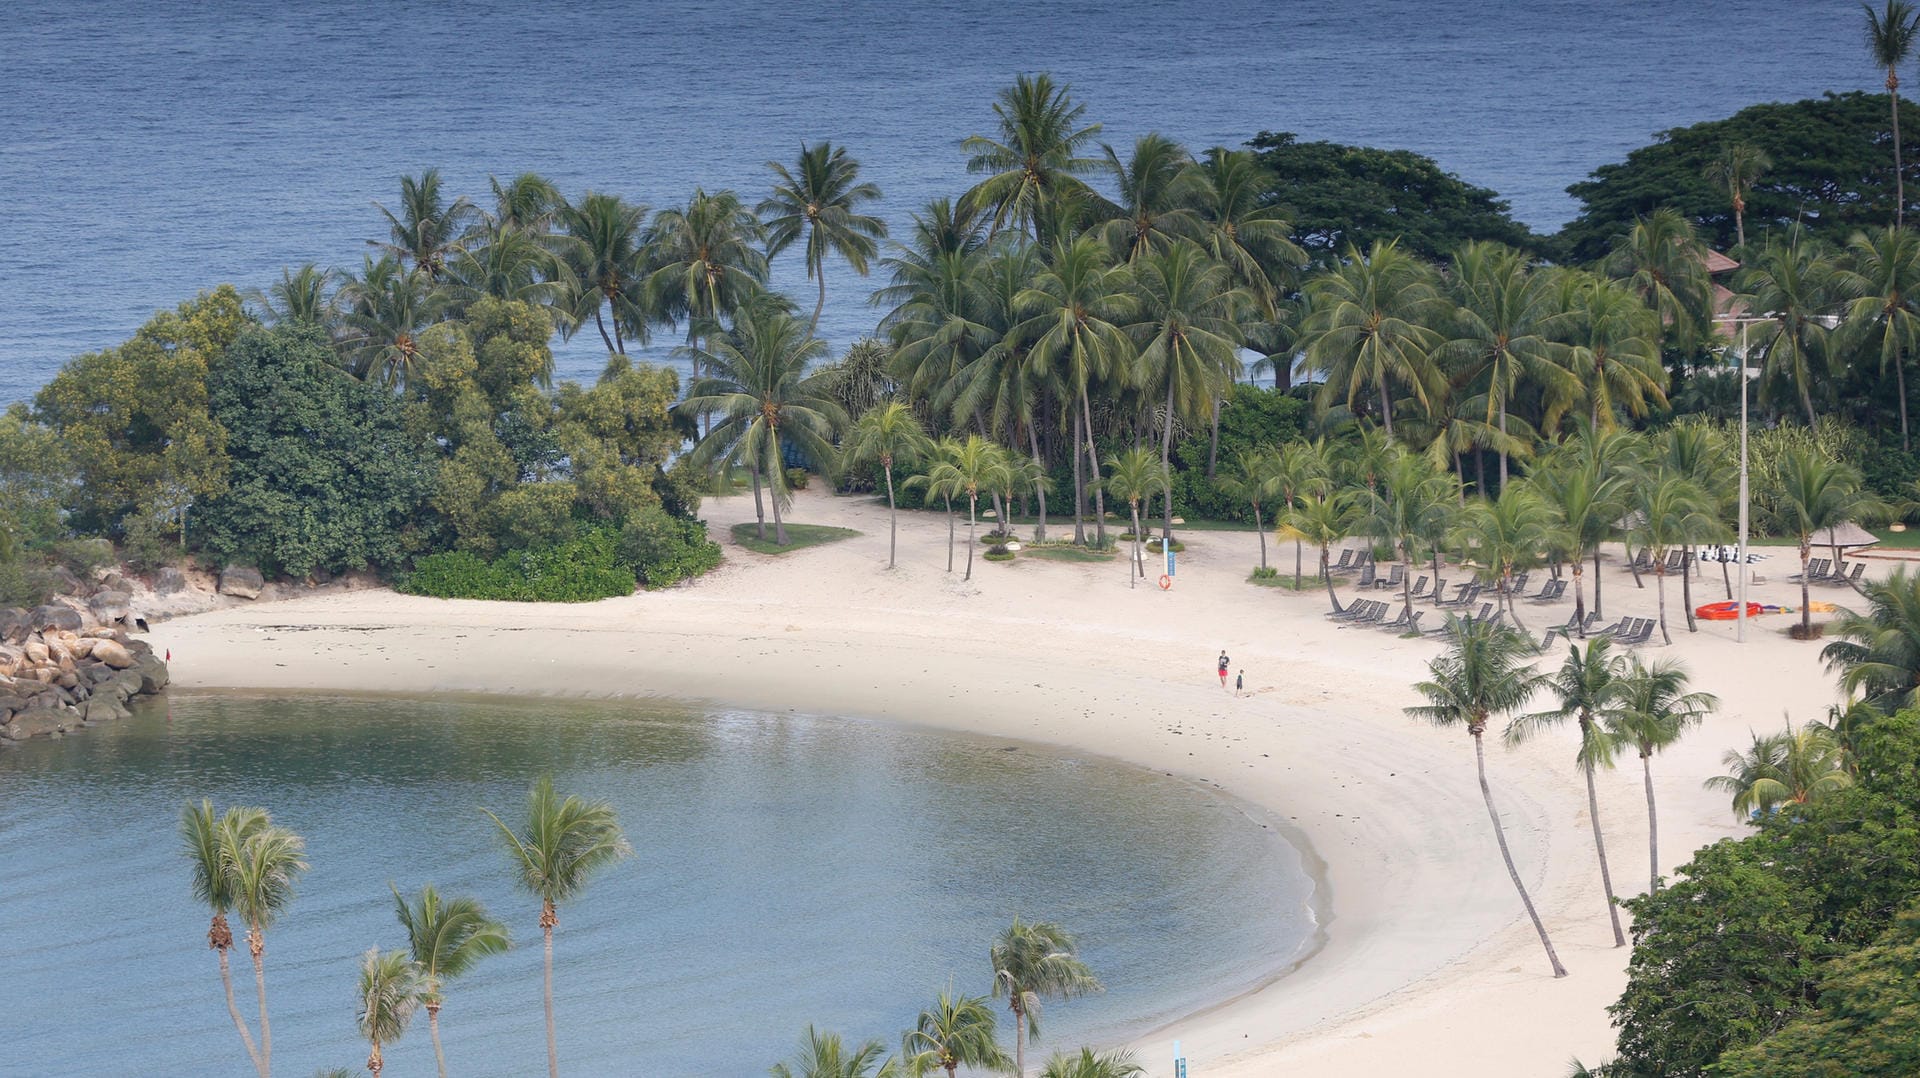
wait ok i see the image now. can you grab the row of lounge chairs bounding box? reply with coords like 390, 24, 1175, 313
1788, 559, 1866, 588
1627, 550, 1690, 574
1539, 613, 1657, 649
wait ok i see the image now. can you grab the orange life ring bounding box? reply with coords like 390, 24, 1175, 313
1158, 574, 1172, 591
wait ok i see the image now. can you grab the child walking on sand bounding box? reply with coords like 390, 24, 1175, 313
1236, 670, 1244, 697
1218, 650, 1230, 689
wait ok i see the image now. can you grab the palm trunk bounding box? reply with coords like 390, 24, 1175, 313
1497, 410, 1509, 489
1254, 504, 1268, 570
368, 1040, 383, 1077
1206, 397, 1221, 479
1071, 410, 1086, 545
964, 493, 977, 581
1627, 538, 1645, 589
542, 905, 558, 1078
1377, 379, 1394, 439
1893, 74, 1906, 230
1399, 543, 1414, 622
1721, 554, 1733, 600
1082, 387, 1108, 545
1801, 380, 1819, 430
811, 266, 827, 336
883, 462, 897, 569
1321, 547, 1342, 612
1581, 747, 1627, 947
249, 928, 272, 1078
749, 460, 767, 541
1160, 380, 1177, 544
1501, 570, 1526, 630
1474, 728, 1567, 976
1898, 340, 1912, 452
1027, 424, 1049, 543
1433, 549, 1446, 608
592, 306, 616, 355
1642, 753, 1660, 893
430, 1002, 448, 1078
1013, 1003, 1027, 1078
1129, 502, 1143, 588
1294, 537, 1304, 590
769, 449, 790, 546
1593, 549, 1606, 618
213, 929, 262, 1076
945, 496, 955, 572
1800, 543, 1812, 637
1681, 551, 1697, 632
1571, 559, 1588, 635
1655, 564, 1672, 644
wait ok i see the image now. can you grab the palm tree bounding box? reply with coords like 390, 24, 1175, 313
1365, 450, 1454, 621
557, 192, 653, 355
771, 1026, 899, 1078
1216, 447, 1279, 570
650, 188, 771, 382
1509, 639, 1630, 947
1529, 445, 1624, 634
1822, 565, 1920, 708
1131, 241, 1246, 542
961, 74, 1103, 239
1604, 656, 1719, 893
1865, 0, 1920, 226
761, 142, 887, 333
907, 438, 967, 573
1299, 239, 1445, 438
1017, 234, 1136, 546
925, 435, 1011, 581
1733, 230, 1839, 427
181, 801, 267, 1074
1280, 490, 1361, 613
1105, 447, 1162, 587
355, 948, 424, 1077
1451, 487, 1559, 630
1561, 273, 1666, 430
247, 264, 338, 330
1036, 1048, 1144, 1078
1628, 472, 1721, 644
901, 990, 1010, 1078
1191, 146, 1305, 318
1758, 445, 1882, 638
1837, 225, 1920, 450
448, 221, 568, 312
391, 884, 510, 1078
487, 172, 564, 233
841, 402, 932, 568
1604, 208, 1711, 354
1095, 133, 1201, 262
338, 255, 449, 388
882, 245, 995, 417
1441, 242, 1577, 486
229, 818, 308, 1078
1271, 440, 1333, 589
1704, 723, 1853, 819
1704, 142, 1772, 249
989, 918, 1103, 1078
371, 169, 474, 281
484, 776, 631, 1078
1405, 616, 1565, 977
682, 305, 846, 545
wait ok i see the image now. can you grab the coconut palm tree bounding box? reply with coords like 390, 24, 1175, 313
486, 172, 564, 233
557, 192, 653, 355
761, 142, 888, 333
925, 435, 1011, 581
771, 1026, 899, 1078
1758, 445, 1882, 638
181, 801, 267, 1075
1528, 445, 1624, 634
1036, 1048, 1143, 1078
1216, 447, 1279, 571
990, 918, 1103, 1078
1131, 241, 1247, 542
901, 990, 1010, 1078
370, 169, 474, 281
1560, 273, 1667, 431
841, 402, 932, 568
1095, 133, 1201, 262
355, 948, 424, 1077
1704, 142, 1772, 249
1604, 656, 1719, 892
1704, 723, 1853, 819
1191, 146, 1305, 318
484, 776, 631, 1078
1300, 239, 1445, 438
447, 220, 568, 313
1733, 230, 1839, 427
338, 255, 449, 388
1405, 616, 1566, 977
907, 438, 967, 573
1627, 472, 1721, 644
1451, 487, 1560, 631
1365, 450, 1455, 621
1509, 638, 1631, 947
391, 884, 510, 1078
1441, 242, 1577, 486
1866, 0, 1920, 226
1279, 489, 1361, 613
651, 189, 771, 382
247, 264, 339, 331
228, 818, 309, 1078
1105, 446, 1162, 587
1822, 565, 1920, 708
961, 74, 1103, 240
1604, 208, 1711, 354
682, 304, 846, 545
1837, 225, 1920, 450
1271, 440, 1333, 590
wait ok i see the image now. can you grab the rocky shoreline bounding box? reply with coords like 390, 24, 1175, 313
0, 602, 170, 742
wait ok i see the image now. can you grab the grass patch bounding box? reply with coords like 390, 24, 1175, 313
982, 550, 1016, 562
1144, 538, 1188, 553
1248, 572, 1329, 591
730, 523, 859, 555
1024, 543, 1117, 563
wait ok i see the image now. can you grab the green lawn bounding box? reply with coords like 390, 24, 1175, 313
1746, 527, 1920, 551
1023, 543, 1117, 563
730, 523, 859, 555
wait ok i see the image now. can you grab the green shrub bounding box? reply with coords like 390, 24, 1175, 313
1251, 565, 1279, 580
618, 509, 723, 588
398, 528, 635, 602
984, 544, 1015, 562
785, 467, 810, 491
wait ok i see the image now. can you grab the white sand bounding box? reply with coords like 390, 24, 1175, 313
152, 489, 1865, 1077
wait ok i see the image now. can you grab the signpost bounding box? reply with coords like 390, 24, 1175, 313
1173, 1040, 1188, 1078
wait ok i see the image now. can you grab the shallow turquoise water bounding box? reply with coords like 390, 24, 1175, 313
0, 693, 1312, 1077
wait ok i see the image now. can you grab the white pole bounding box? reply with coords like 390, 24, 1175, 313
1737, 321, 1750, 644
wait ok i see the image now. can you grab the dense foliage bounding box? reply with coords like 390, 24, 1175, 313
397, 529, 637, 603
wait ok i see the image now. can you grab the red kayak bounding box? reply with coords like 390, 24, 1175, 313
1696, 601, 1765, 620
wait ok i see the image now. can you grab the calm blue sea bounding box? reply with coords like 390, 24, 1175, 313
0, 1, 1874, 403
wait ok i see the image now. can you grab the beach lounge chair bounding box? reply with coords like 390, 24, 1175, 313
1620, 619, 1656, 646
1527, 579, 1567, 603
1628, 550, 1652, 572
1407, 575, 1431, 599
1427, 576, 1446, 601
1828, 562, 1866, 588
1664, 550, 1685, 573
1356, 563, 1377, 587
1509, 572, 1529, 595
1376, 606, 1414, 633
1374, 564, 1404, 590
1465, 602, 1493, 624
1398, 611, 1424, 634
1790, 558, 1829, 583
1590, 616, 1632, 639
1324, 600, 1368, 621
1330, 549, 1356, 574
1439, 582, 1479, 607
1340, 602, 1387, 628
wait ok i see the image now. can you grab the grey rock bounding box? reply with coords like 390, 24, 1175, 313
154, 567, 188, 595
28, 605, 83, 633
136, 656, 171, 695
88, 590, 132, 624
3, 711, 61, 740
218, 567, 264, 599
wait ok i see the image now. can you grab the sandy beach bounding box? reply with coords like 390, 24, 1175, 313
151, 489, 1863, 1077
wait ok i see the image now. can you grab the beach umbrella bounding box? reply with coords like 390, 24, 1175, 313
1812, 522, 1879, 548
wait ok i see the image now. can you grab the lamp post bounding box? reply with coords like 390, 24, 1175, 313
1726, 317, 1768, 644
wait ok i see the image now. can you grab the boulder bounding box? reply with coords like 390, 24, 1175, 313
88, 590, 132, 624
218, 567, 265, 599
136, 656, 170, 694
49, 565, 83, 595
100, 570, 129, 592
28, 605, 82, 633
2, 710, 63, 740
91, 640, 136, 670
0, 608, 26, 640
23, 640, 48, 665
153, 567, 188, 595
67, 637, 95, 660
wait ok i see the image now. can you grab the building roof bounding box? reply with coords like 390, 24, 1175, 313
1701, 248, 1740, 274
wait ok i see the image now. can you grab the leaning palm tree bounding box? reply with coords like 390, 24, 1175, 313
484, 776, 631, 1078
761, 142, 887, 332
1866, 0, 1920, 227
1704, 142, 1772, 249
1104, 447, 1163, 587
925, 435, 1012, 582
1604, 656, 1719, 893
841, 402, 932, 569
1627, 471, 1721, 644
1405, 616, 1565, 977
1278, 490, 1361, 613
960, 74, 1103, 240
391, 884, 510, 1078
1299, 239, 1445, 438
1757, 445, 1883, 638
989, 918, 1104, 1078
182, 801, 268, 1075
1508, 639, 1631, 947
1036, 1048, 1144, 1078
1451, 487, 1560, 631
1822, 565, 1920, 709
355, 948, 424, 1077
901, 990, 1010, 1078
370, 169, 475, 281
771, 1026, 899, 1078
228, 818, 309, 1078
1837, 225, 1920, 450
556, 191, 653, 355
1704, 723, 1854, 819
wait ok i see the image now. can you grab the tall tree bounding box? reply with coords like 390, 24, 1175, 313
1703, 142, 1773, 249
1557, 271, 1667, 430
841, 402, 932, 568
1866, 0, 1920, 227
371, 169, 474, 281
1405, 616, 1566, 977
1603, 207, 1712, 354
961, 74, 1103, 239
1095, 133, 1201, 262
990, 919, 1102, 1078
650, 188, 771, 385
1822, 565, 1920, 708
391, 884, 510, 1078
924, 435, 1011, 581
901, 991, 1010, 1078
1604, 656, 1719, 893
228, 817, 308, 1078
1364, 449, 1453, 621
1837, 225, 1920, 450
1216, 447, 1280, 571
557, 192, 653, 355
1705, 723, 1854, 819
1451, 487, 1560, 630
1442, 242, 1576, 485
770, 1027, 899, 1078
1192, 146, 1306, 317
1278, 489, 1361, 613
1104, 446, 1162, 587
1627, 471, 1721, 644
338, 255, 449, 388
1300, 239, 1444, 438
181, 801, 267, 1075
761, 142, 887, 333
484, 776, 631, 1078
355, 948, 424, 1078
1757, 445, 1882, 638
1733, 229, 1839, 426
246, 263, 338, 330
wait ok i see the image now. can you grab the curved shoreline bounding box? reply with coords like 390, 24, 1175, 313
148, 488, 1820, 1076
